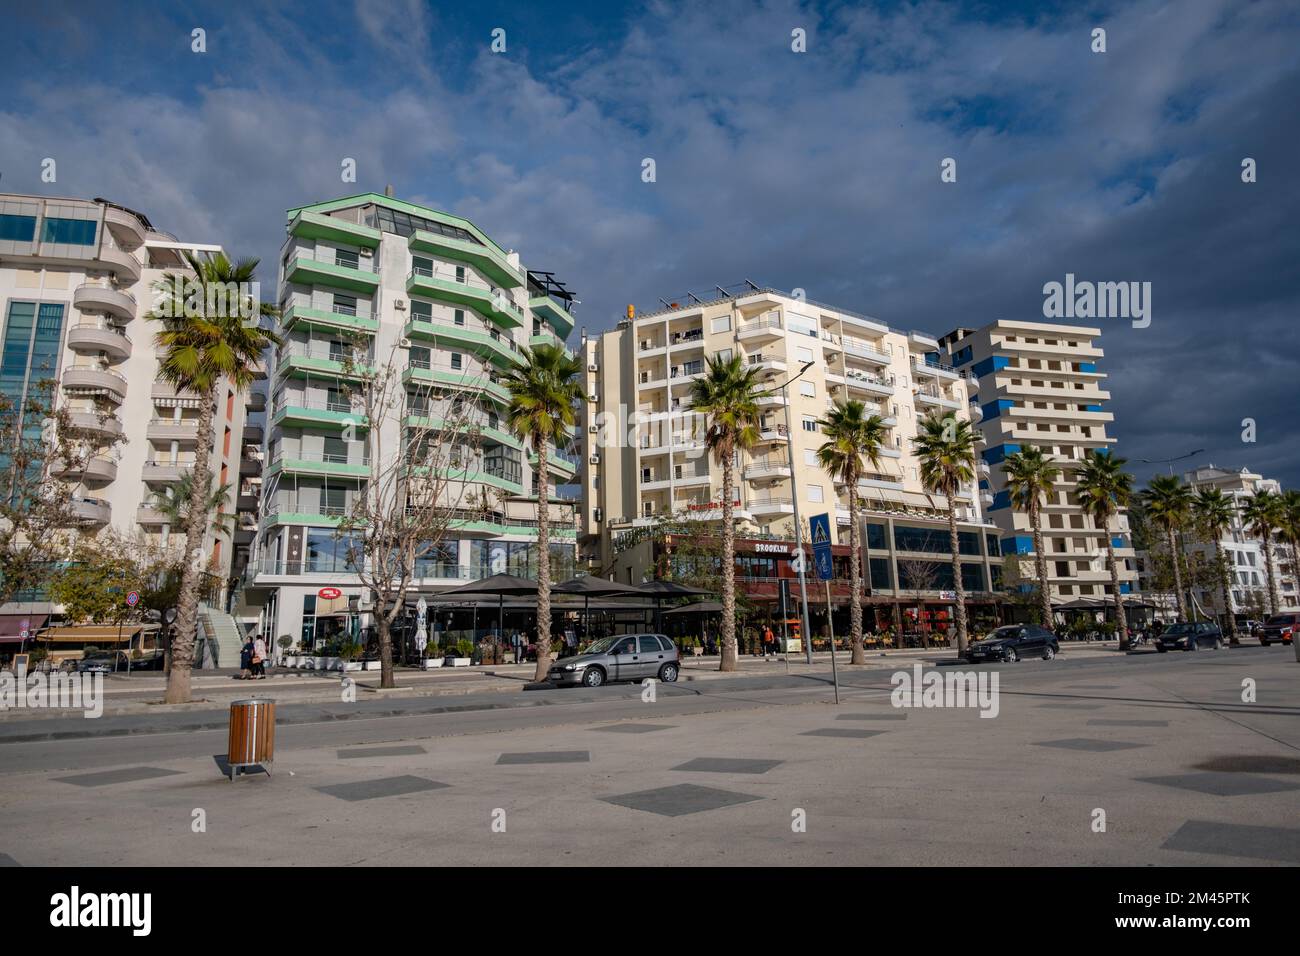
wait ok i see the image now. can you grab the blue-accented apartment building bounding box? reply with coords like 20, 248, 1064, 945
937, 320, 1137, 602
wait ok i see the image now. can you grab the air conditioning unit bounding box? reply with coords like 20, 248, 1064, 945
393, 299, 406, 311
399, 337, 412, 349
588, 363, 599, 372
588, 425, 598, 433
357, 595, 375, 611
359, 248, 373, 258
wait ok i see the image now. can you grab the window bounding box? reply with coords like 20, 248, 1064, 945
803, 449, 818, 466
796, 346, 814, 364
716, 348, 732, 362
0, 214, 37, 242
808, 484, 824, 503
374, 206, 483, 246
334, 248, 359, 269
450, 352, 462, 370
453, 308, 465, 326
800, 381, 816, 398
710, 316, 731, 334
639, 636, 661, 654
332, 293, 357, 315
40, 217, 97, 245
802, 416, 818, 432
455, 265, 466, 283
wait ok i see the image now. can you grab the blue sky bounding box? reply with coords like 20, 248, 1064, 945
2, 0, 1298, 486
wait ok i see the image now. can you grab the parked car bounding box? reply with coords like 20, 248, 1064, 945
1256, 613, 1299, 646
76, 651, 124, 674
548, 633, 680, 687
1155, 621, 1224, 652
965, 624, 1059, 663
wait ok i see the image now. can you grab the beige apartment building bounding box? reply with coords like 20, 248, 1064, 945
0, 192, 262, 642
937, 319, 1138, 603
579, 288, 1007, 628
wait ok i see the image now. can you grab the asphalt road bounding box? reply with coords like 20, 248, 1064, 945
1, 645, 1297, 866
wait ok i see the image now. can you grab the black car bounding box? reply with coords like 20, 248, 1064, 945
1256, 613, 1298, 646
966, 624, 1059, 663
1155, 621, 1223, 652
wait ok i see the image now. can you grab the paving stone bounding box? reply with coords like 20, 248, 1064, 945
837, 712, 907, 721
588, 723, 675, 734
337, 745, 427, 759
1034, 738, 1147, 752
799, 728, 885, 739
496, 751, 590, 765
1161, 819, 1300, 864
314, 775, 450, 802
1136, 772, 1300, 797
54, 766, 183, 788
672, 757, 783, 775
600, 783, 762, 817
1087, 719, 1169, 728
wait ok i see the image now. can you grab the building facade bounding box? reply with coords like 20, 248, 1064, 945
241, 192, 579, 649
578, 288, 1008, 635
937, 320, 1139, 603
0, 192, 251, 611
1180, 464, 1297, 615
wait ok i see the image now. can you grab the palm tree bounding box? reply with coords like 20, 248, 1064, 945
817, 400, 887, 665
1241, 490, 1284, 615
1193, 488, 1239, 643
688, 354, 762, 672
149, 252, 279, 704
912, 414, 978, 655
1076, 451, 1134, 648
1002, 447, 1061, 631
151, 472, 236, 537
1279, 489, 1300, 605
1141, 475, 1194, 621
502, 343, 583, 682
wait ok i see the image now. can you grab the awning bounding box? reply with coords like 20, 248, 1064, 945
0, 614, 47, 640
37, 625, 143, 644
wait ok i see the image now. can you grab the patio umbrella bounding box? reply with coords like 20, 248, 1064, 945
553, 576, 650, 637
663, 600, 724, 616
637, 580, 712, 632
440, 574, 539, 641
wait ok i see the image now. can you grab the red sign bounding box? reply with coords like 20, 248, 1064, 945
317, 587, 342, 600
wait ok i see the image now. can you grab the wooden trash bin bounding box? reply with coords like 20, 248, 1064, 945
226, 698, 275, 781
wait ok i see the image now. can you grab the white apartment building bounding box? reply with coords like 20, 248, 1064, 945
937, 320, 1139, 602
241, 192, 579, 649
0, 192, 255, 623
1181, 464, 1297, 615
579, 288, 1007, 626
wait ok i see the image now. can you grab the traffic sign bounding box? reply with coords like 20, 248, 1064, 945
125, 591, 140, 607
809, 513, 833, 582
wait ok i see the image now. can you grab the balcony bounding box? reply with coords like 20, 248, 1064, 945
529, 452, 578, 479
272, 397, 366, 430
841, 371, 894, 397
276, 343, 374, 380
135, 504, 170, 526
72, 283, 136, 322
529, 294, 575, 338
54, 455, 117, 484
402, 359, 511, 406
737, 315, 783, 341
408, 229, 524, 290
142, 459, 189, 484
968, 400, 984, 421
265, 452, 370, 480
146, 418, 201, 444
406, 266, 523, 328
405, 315, 521, 369
67, 411, 123, 440
284, 253, 381, 294
755, 393, 788, 408
103, 206, 148, 248
744, 456, 792, 481
62, 366, 127, 403
977, 460, 991, 476
746, 357, 788, 376
243, 423, 264, 444
915, 387, 961, 410
97, 244, 142, 284
840, 338, 892, 366
287, 210, 382, 250
68, 496, 111, 526
281, 303, 379, 337
748, 497, 795, 516
913, 358, 958, 380
151, 381, 207, 406
247, 391, 267, 413
66, 323, 132, 361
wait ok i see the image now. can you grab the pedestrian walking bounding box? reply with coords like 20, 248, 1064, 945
238, 637, 253, 680
763, 624, 775, 658
252, 633, 267, 679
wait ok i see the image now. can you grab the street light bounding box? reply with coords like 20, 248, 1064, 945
758, 360, 817, 664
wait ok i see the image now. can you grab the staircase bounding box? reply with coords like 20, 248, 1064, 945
198, 604, 246, 669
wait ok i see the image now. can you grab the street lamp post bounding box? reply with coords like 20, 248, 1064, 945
764, 361, 816, 664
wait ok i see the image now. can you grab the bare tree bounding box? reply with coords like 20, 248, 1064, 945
898, 558, 939, 648
332, 335, 485, 689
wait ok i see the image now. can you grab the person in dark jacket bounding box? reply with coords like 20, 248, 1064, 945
238, 638, 253, 680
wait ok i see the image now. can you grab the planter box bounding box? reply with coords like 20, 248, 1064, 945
422, 658, 444, 670
448, 657, 471, 667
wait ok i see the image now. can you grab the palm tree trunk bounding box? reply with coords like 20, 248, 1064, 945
164, 385, 216, 704
1167, 526, 1188, 620
1261, 532, 1278, 616
533, 436, 553, 682
719, 449, 737, 672
1216, 539, 1237, 644
1031, 504, 1053, 631
848, 485, 864, 665
947, 504, 968, 655
1106, 529, 1128, 650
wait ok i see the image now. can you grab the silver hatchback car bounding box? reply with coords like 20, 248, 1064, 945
548, 633, 680, 687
